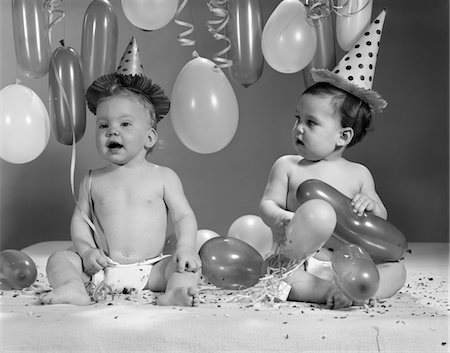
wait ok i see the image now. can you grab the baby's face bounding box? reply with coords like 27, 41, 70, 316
95, 95, 154, 165
292, 94, 343, 161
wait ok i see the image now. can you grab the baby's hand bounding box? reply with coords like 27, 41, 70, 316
174, 247, 201, 273
325, 284, 353, 309
272, 213, 293, 246
82, 248, 108, 275
351, 193, 375, 217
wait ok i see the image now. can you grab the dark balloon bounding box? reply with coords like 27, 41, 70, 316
0, 250, 37, 290
199, 237, 263, 290
297, 179, 407, 262
81, 0, 118, 88
331, 244, 380, 301
49, 45, 86, 145
227, 0, 264, 88
12, 0, 52, 78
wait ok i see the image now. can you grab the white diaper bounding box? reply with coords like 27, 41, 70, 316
90, 254, 170, 293
305, 256, 334, 281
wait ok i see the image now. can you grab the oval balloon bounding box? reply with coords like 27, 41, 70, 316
227, 0, 264, 87
228, 215, 273, 259
199, 237, 263, 290
12, 0, 52, 78
49, 46, 86, 145
331, 243, 380, 301
196, 229, 220, 253
81, 0, 118, 88
262, 0, 317, 74
296, 179, 408, 262
121, 0, 178, 31
302, 2, 336, 87
335, 0, 373, 51
171, 55, 239, 154
0, 84, 50, 164
0, 249, 37, 290
284, 199, 336, 262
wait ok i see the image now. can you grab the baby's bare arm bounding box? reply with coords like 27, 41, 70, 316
162, 168, 200, 272
260, 157, 295, 243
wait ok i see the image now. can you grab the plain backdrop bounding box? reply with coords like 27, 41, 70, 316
1, 0, 448, 250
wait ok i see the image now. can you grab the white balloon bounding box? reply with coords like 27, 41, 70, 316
336, 0, 373, 51
262, 0, 317, 74
121, 0, 179, 31
171, 55, 239, 154
0, 84, 50, 164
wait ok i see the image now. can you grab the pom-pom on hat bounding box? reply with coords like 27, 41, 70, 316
86, 36, 170, 121
311, 9, 387, 113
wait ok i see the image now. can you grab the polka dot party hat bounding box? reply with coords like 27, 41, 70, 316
311, 9, 387, 113
86, 36, 170, 120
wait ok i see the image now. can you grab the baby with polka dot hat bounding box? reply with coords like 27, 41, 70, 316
260, 9, 406, 309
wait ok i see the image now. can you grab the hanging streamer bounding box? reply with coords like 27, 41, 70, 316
174, 0, 196, 47
304, 0, 372, 17
206, 0, 232, 69
45, 0, 65, 43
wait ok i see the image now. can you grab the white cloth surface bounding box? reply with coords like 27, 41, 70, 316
0, 241, 448, 353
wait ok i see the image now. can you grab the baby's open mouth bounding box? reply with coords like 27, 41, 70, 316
107, 141, 123, 149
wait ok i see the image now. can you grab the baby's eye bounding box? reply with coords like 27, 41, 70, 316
98, 124, 108, 129
307, 120, 316, 127
121, 122, 131, 127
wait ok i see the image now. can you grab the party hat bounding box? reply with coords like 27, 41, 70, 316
116, 36, 144, 75
311, 9, 387, 113
86, 36, 170, 120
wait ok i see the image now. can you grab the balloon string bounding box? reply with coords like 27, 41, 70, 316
206, 0, 232, 69
174, 0, 196, 47
50, 62, 101, 250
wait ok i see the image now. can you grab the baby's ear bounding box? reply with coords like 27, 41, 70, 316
337, 127, 354, 147
145, 128, 158, 149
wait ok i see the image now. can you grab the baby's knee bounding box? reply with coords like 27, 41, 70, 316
375, 261, 406, 299
46, 250, 81, 271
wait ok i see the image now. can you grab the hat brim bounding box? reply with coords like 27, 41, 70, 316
86, 73, 170, 120
311, 69, 387, 113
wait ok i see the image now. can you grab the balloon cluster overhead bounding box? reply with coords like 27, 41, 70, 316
2, 0, 376, 160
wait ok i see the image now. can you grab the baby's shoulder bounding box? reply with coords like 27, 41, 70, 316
274, 154, 303, 167
342, 159, 372, 179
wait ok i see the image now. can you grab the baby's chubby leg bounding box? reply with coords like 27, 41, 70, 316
149, 256, 201, 307
39, 250, 91, 305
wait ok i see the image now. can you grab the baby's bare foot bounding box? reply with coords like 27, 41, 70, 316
157, 286, 199, 307
39, 282, 91, 306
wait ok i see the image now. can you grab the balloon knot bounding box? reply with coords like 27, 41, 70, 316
59, 39, 65, 46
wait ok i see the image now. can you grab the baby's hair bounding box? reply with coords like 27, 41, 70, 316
303, 82, 373, 147
97, 84, 158, 130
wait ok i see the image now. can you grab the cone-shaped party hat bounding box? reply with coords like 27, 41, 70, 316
86, 37, 170, 120
311, 9, 387, 113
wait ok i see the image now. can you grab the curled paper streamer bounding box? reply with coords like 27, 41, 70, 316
206, 0, 232, 69
45, 0, 65, 42
174, 0, 196, 47
333, 0, 372, 17
307, 0, 333, 22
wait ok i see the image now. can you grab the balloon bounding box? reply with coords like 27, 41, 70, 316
284, 200, 336, 262
227, 0, 264, 87
228, 215, 273, 259
196, 229, 220, 253
302, 2, 336, 87
0, 84, 50, 164
331, 244, 380, 301
121, 0, 178, 31
199, 237, 263, 290
335, 0, 373, 51
81, 0, 118, 88
296, 179, 408, 262
262, 0, 317, 74
49, 45, 86, 145
12, 0, 52, 78
171, 54, 239, 154
0, 249, 37, 290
